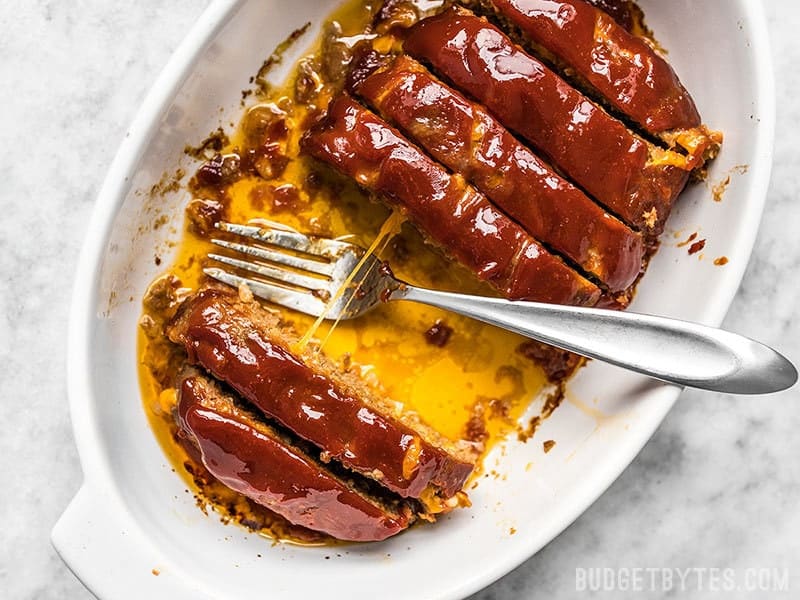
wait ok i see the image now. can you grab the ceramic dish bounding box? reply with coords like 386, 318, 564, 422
53, 1, 775, 598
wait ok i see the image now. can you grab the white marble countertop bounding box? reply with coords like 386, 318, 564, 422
1, 1, 798, 598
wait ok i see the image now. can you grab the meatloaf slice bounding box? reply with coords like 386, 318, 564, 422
485, 0, 718, 153
168, 286, 475, 506
351, 52, 645, 292
404, 7, 692, 239
301, 93, 601, 305
177, 369, 415, 542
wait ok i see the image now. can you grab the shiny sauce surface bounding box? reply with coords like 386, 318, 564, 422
492, 0, 701, 134
179, 376, 410, 542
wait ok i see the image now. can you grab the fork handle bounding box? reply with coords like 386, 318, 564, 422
392, 286, 796, 394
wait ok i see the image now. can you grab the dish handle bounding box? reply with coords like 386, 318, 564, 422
51, 484, 210, 599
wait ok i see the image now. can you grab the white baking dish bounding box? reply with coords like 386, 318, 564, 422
53, 1, 775, 598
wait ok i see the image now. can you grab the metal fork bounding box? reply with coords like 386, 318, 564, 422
205, 222, 797, 395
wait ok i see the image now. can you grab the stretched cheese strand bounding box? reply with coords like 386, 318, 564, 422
294, 209, 405, 353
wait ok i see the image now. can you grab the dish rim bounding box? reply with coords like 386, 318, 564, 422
55, 0, 776, 597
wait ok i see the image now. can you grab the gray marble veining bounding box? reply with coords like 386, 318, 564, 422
0, 1, 798, 599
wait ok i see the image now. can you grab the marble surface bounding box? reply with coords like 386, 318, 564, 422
1, 1, 798, 598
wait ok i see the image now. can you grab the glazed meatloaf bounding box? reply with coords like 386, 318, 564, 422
349, 52, 645, 292
403, 7, 694, 238
177, 369, 416, 542
167, 286, 476, 508
301, 94, 601, 305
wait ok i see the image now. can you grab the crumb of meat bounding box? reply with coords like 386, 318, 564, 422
424, 319, 453, 347
688, 239, 706, 255
465, 400, 488, 445
142, 274, 185, 319
185, 198, 225, 237
488, 397, 511, 420
138, 314, 161, 339
294, 58, 324, 104
517, 415, 539, 443
714, 256, 729, 266
195, 153, 242, 188
516, 341, 581, 382
543, 440, 556, 453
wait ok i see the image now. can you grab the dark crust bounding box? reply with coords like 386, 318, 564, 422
167, 286, 476, 500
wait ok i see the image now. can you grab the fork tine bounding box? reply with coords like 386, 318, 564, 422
210, 239, 336, 277
218, 222, 349, 258
204, 268, 327, 315
208, 253, 327, 290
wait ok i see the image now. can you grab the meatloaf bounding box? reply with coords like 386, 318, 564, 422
167, 286, 476, 507
178, 370, 415, 542
403, 6, 694, 238
301, 93, 601, 305
350, 52, 645, 292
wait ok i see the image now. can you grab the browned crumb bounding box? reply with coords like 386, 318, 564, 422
424, 319, 453, 347
142, 274, 186, 319
711, 175, 730, 202
185, 198, 226, 237
151, 569, 160, 576
714, 256, 729, 266
184, 128, 230, 160
509, 527, 517, 535
517, 415, 539, 443
465, 400, 488, 445
488, 397, 511, 420
516, 341, 582, 382
688, 239, 706, 255
237, 282, 254, 303
543, 440, 556, 453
